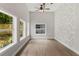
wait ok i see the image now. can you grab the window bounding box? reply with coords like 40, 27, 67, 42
0, 10, 17, 49
20, 19, 26, 40
0, 12, 13, 48
20, 20, 23, 37
36, 24, 45, 34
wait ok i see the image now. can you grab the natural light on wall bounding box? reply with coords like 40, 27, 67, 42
20, 19, 26, 41
0, 10, 17, 50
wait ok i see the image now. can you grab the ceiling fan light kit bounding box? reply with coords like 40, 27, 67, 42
36, 3, 53, 12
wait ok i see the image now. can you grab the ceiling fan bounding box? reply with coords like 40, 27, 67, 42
35, 3, 53, 11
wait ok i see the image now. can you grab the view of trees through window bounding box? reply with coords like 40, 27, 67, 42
20, 20, 23, 38
0, 12, 13, 48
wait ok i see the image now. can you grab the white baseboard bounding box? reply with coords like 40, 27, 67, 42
47, 37, 54, 40
55, 38, 79, 55
31, 37, 48, 40
31, 37, 54, 40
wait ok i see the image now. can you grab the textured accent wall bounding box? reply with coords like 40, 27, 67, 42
55, 3, 79, 54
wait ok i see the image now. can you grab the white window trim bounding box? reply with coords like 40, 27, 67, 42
27, 22, 30, 36
0, 10, 17, 53
20, 19, 26, 41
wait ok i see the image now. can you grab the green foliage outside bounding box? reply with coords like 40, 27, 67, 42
0, 12, 13, 48
20, 21, 23, 37
0, 12, 13, 24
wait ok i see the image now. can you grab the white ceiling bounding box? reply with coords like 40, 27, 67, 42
0, 3, 29, 20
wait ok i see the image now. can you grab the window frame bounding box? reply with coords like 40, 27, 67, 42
0, 10, 17, 52
20, 19, 26, 41
35, 23, 46, 35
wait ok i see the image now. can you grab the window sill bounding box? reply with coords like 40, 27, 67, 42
20, 36, 26, 41
0, 42, 16, 54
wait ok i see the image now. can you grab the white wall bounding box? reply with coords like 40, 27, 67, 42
0, 3, 30, 56
55, 3, 79, 54
30, 12, 54, 39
